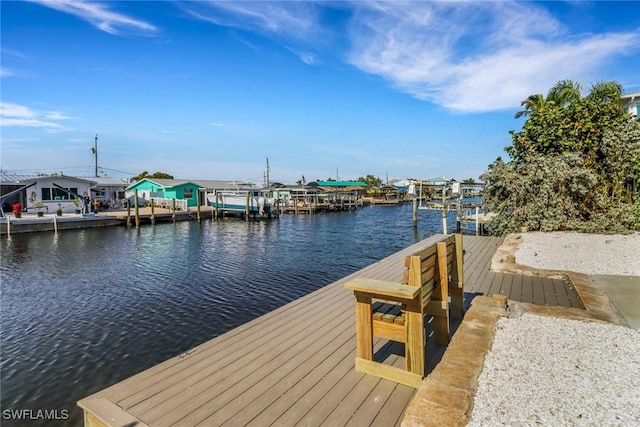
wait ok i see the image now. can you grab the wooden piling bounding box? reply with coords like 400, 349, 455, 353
172, 199, 176, 223
245, 192, 250, 221
214, 191, 219, 220
150, 199, 155, 225
134, 189, 140, 229
196, 192, 201, 222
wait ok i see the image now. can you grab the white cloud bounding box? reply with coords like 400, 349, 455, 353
346, 1, 640, 112
27, 0, 157, 36
183, 1, 320, 41
182, 1, 323, 65
0, 102, 73, 130
210, 122, 224, 127
1, 103, 37, 119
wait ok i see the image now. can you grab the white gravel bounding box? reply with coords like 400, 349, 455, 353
468, 313, 640, 426
514, 231, 640, 276
468, 231, 640, 425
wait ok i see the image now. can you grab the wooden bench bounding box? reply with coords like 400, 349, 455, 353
344, 234, 463, 388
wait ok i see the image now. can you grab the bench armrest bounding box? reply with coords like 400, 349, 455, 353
344, 278, 420, 300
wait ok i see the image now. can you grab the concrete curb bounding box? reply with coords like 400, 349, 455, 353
402, 295, 508, 427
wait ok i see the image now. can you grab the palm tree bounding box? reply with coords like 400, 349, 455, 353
586, 81, 622, 104
515, 93, 546, 118
547, 79, 582, 107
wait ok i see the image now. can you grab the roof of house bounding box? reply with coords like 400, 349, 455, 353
77, 176, 128, 187
127, 178, 257, 190
621, 90, 640, 100
0, 173, 96, 185
310, 181, 367, 187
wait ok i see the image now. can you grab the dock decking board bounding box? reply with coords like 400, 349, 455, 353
79, 235, 583, 427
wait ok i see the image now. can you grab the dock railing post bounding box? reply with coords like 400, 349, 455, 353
475, 206, 479, 236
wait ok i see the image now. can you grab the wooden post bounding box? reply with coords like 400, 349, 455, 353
354, 294, 373, 361
196, 191, 201, 222
134, 189, 140, 229
412, 191, 418, 224
432, 241, 450, 345
475, 206, 479, 236
214, 190, 219, 220
245, 192, 250, 221
405, 297, 425, 377
6, 217, 10, 236
126, 200, 131, 227
450, 234, 465, 318
172, 199, 176, 222
53, 215, 57, 234
442, 209, 447, 235
150, 199, 155, 225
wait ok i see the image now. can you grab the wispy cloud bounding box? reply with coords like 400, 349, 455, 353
27, 0, 157, 36
346, 1, 640, 112
181, 1, 323, 65
210, 122, 224, 127
186, 1, 640, 113
1, 102, 73, 131
182, 1, 320, 40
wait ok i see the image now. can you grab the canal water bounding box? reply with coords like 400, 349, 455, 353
1, 204, 461, 426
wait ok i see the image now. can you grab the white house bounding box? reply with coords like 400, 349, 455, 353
621, 90, 640, 118
80, 176, 128, 208
1, 173, 95, 214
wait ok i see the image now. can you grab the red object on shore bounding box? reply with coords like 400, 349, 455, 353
12, 202, 21, 214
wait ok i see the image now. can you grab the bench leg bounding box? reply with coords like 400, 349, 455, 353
450, 233, 465, 319
434, 241, 451, 345
354, 294, 373, 361
405, 298, 425, 377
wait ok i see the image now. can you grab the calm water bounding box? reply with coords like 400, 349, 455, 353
1, 205, 460, 426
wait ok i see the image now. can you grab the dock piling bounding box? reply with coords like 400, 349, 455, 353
134, 189, 140, 229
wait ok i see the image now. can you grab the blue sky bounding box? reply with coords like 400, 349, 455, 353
2, 1, 639, 184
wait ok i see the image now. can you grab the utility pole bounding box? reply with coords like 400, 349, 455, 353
265, 157, 270, 188
91, 134, 98, 177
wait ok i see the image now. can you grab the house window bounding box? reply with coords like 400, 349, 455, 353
42, 188, 51, 201
184, 189, 193, 199
52, 188, 69, 200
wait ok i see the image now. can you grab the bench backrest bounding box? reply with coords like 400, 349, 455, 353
402, 234, 462, 310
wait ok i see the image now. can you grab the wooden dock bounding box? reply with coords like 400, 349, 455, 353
78, 235, 583, 426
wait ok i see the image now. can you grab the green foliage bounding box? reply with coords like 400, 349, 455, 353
485, 79, 639, 235
131, 171, 174, 182
357, 174, 383, 187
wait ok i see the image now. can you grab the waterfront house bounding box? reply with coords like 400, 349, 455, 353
0, 173, 95, 215
621, 90, 640, 118
126, 178, 253, 208
81, 176, 128, 208
126, 178, 205, 208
